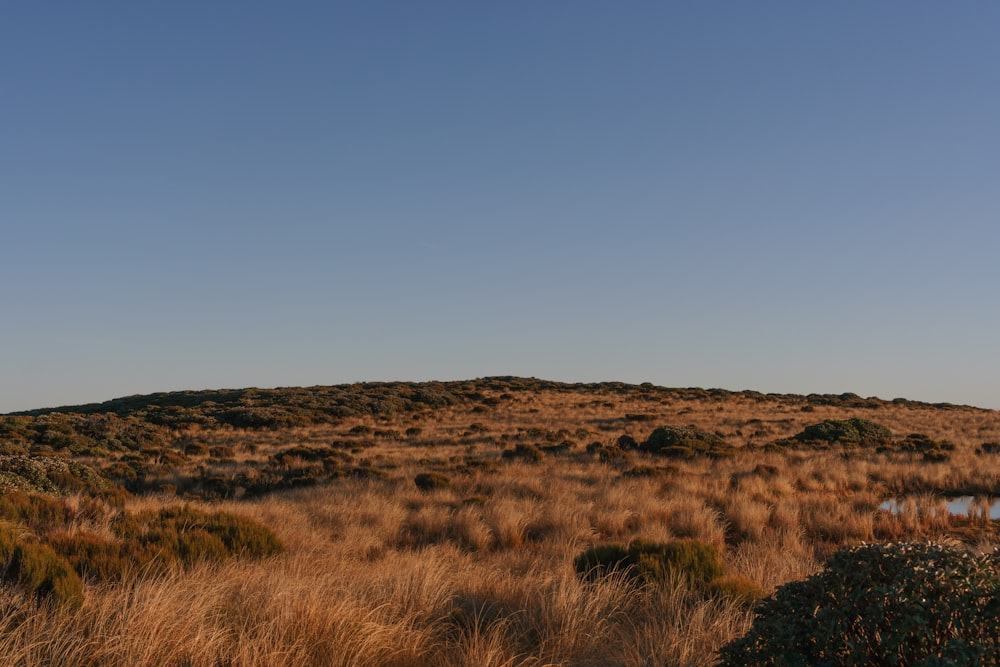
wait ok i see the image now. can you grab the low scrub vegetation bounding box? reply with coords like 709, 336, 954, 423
794, 417, 892, 447
641, 425, 736, 459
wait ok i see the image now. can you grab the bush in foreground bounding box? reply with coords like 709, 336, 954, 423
717, 541, 1000, 666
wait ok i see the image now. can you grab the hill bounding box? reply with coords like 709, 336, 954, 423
0, 378, 998, 665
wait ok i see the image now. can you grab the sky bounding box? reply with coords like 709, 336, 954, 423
3, 2, 999, 412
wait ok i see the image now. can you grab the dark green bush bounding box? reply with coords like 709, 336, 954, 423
894, 432, 940, 452
718, 542, 1000, 666
922, 449, 951, 463
574, 543, 630, 581
981, 442, 1000, 455
575, 538, 725, 588
414, 472, 451, 492
642, 426, 722, 452
641, 426, 735, 459
347, 465, 389, 481
794, 418, 891, 448
616, 435, 639, 450
541, 440, 574, 455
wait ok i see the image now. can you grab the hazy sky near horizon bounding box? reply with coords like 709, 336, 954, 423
3, 2, 999, 412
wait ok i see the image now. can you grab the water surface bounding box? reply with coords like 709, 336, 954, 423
880, 497, 1000, 520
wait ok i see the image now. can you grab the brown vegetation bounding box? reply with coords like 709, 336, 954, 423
0, 378, 998, 665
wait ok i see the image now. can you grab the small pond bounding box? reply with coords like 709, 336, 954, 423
880, 497, 1000, 520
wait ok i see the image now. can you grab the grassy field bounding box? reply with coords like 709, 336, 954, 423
1, 379, 999, 665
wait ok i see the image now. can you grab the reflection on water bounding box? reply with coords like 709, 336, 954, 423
880, 497, 1000, 520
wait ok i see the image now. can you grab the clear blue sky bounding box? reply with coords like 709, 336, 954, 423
3, 2, 999, 412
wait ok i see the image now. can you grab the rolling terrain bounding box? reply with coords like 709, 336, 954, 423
1, 378, 999, 665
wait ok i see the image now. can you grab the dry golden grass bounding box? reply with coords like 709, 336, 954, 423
2, 383, 1000, 665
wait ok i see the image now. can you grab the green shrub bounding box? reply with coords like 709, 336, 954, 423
616, 435, 639, 450
894, 432, 941, 452
0, 522, 19, 563
794, 418, 891, 448
718, 542, 1000, 666
176, 528, 229, 562
414, 472, 451, 492
347, 466, 389, 481
0, 455, 107, 494
642, 426, 720, 452
922, 449, 951, 463
102, 461, 139, 482
540, 440, 574, 455
114, 505, 283, 565
574, 543, 631, 581
9, 542, 84, 608
0, 491, 74, 532
574, 538, 725, 588
200, 510, 284, 558
641, 426, 735, 459
981, 442, 1000, 455
48, 530, 133, 581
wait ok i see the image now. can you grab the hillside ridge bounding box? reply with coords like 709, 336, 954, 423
8, 377, 980, 424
